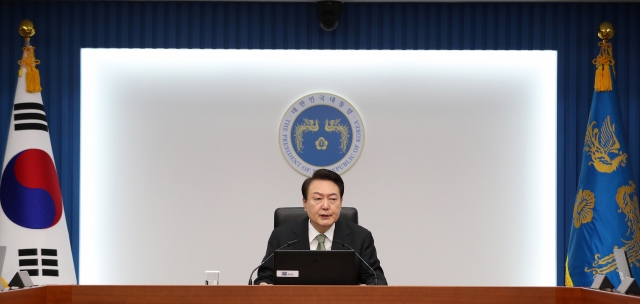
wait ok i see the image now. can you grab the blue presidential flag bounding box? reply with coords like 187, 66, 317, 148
566, 40, 640, 287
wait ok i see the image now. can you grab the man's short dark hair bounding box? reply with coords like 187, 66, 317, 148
301, 169, 344, 200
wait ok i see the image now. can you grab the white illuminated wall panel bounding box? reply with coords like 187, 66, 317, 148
80, 49, 557, 285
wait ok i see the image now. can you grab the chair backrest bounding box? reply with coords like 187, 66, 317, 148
274, 207, 358, 229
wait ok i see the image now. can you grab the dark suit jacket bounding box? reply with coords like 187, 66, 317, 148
254, 217, 387, 285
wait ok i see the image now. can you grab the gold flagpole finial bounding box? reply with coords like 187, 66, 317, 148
19, 19, 35, 46
593, 21, 615, 92
17, 19, 42, 93
598, 21, 614, 41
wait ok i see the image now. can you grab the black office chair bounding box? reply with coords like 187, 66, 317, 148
274, 207, 358, 229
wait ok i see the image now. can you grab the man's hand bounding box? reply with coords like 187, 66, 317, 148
259, 282, 272, 285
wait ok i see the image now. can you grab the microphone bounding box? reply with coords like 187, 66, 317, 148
248, 239, 300, 285
334, 240, 378, 286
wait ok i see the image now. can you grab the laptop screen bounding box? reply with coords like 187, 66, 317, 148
274, 250, 356, 285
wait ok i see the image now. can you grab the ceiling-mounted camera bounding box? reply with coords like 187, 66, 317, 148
317, 1, 343, 31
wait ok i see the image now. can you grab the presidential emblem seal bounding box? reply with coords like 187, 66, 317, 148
279, 93, 365, 177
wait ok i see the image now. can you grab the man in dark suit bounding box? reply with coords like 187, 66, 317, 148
254, 169, 387, 285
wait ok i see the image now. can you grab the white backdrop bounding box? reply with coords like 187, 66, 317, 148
80, 49, 557, 286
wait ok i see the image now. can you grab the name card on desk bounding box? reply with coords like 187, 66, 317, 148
276, 270, 299, 277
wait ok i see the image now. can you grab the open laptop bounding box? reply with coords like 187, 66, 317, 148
273, 250, 356, 285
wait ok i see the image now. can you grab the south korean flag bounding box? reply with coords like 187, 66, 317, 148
0, 46, 77, 285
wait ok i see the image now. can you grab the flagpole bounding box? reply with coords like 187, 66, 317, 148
0, 19, 34, 290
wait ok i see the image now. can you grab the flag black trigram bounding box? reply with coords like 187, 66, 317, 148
13, 102, 48, 132
18, 248, 59, 277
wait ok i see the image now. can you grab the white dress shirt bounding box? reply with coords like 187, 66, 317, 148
308, 220, 335, 250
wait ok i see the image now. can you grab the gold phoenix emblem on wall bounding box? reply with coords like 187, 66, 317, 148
294, 118, 350, 153
294, 119, 319, 153
584, 116, 627, 173
325, 119, 349, 153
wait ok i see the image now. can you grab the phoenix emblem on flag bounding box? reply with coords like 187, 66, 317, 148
585, 181, 640, 276
584, 115, 627, 173
615, 181, 640, 266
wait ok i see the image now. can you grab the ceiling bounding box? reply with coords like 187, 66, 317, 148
131, 0, 640, 2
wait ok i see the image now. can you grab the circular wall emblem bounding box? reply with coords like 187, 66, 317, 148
279, 93, 365, 177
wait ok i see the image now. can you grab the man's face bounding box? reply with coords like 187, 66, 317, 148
303, 179, 342, 233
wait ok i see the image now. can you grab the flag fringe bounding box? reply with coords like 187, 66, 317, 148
17, 46, 42, 93
592, 41, 615, 92
565, 257, 574, 287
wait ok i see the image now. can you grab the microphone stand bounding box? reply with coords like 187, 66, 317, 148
248, 239, 300, 285
334, 240, 377, 286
